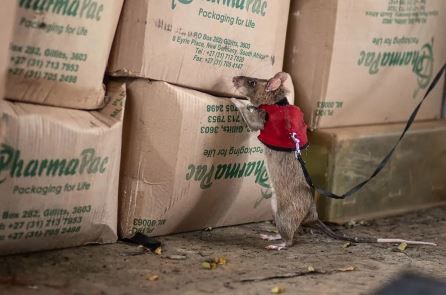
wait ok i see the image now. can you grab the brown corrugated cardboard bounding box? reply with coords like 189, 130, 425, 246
304, 121, 446, 223
108, 0, 290, 97
6, 0, 123, 110
119, 80, 276, 238
285, 0, 446, 129
0, 82, 125, 255
0, 0, 16, 99
443, 79, 446, 118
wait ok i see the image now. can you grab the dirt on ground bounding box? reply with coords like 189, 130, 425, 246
0, 206, 445, 295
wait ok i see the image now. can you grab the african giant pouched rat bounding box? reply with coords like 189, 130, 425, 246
231, 72, 436, 250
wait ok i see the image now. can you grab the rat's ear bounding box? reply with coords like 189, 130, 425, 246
266, 72, 288, 92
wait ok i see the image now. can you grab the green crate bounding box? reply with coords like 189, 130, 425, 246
303, 121, 446, 223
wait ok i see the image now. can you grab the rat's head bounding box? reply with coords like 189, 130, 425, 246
232, 72, 289, 106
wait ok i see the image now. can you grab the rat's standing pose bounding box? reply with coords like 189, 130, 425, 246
231, 72, 317, 250
231, 72, 436, 250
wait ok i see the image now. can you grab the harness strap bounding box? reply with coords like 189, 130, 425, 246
293, 63, 446, 200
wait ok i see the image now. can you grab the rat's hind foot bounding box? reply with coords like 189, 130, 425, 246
265, 243, 287, 251
260, 233, 282, 241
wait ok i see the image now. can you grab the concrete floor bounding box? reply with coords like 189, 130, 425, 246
0, 206, 445, 295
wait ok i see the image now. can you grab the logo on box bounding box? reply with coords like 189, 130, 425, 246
172, 0, 193, 9
0, 144, 109, 184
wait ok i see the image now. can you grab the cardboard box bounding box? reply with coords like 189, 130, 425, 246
6, 0, 124, 110
285, 0, 446, 129
119, 80, 276, 238
304, 121, 446, 223
108, 0, 290, 97
0, 82, 125, 255
443, 79, 446, 118
0, 0, 16, 99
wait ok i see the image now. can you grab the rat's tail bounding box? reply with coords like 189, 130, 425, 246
313, 219, 375, 243
313, 219, 437, 246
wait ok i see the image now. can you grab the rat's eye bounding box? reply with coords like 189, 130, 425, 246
248, 80, 257, 88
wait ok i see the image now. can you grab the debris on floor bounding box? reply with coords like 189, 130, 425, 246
0, 206, 445, 294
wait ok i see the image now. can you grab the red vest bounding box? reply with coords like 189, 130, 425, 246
258, 104, 308, 151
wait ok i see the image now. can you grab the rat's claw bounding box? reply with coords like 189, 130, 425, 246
260, 234, 282, 241
230, 97, 244, 107
265, 243, 287, 251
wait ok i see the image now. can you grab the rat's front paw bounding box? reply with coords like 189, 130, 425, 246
259, 109, 267, 124
230, 97, 246, 109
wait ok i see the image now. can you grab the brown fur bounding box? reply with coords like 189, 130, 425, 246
232, 72, 318, 247
232, 73, 437, 248
264, 146, 318, 246
232, 76, 287, 106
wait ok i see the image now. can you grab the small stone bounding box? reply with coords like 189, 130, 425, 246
271, 286, 285, 294
146, 274, 159, 281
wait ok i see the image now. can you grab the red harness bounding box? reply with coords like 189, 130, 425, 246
258, 102, 308, 151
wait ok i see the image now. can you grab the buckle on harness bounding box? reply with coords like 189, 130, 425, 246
290, 132, 301, 158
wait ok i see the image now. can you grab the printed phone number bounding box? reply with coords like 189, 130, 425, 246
9, 67, 78, 84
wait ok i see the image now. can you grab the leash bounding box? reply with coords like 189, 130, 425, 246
291, 63, 446, 200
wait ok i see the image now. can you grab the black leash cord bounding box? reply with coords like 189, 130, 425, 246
298, 63, 446, 200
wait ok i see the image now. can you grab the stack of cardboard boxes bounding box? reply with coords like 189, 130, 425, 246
0, 0, 294, 253
108, 0, 291, 238
284, 0, 446, 222
0, 0, 15, 99
443, 79, 446, 118
1, 0, 445, 255
0, 0, 125, 255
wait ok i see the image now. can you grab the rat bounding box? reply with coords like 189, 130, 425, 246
231, 72, 436, 250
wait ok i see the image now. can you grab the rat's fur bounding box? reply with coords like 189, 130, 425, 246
231, 73, 318, 250
231, 72, 436, 250
232, 75, 287, 106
